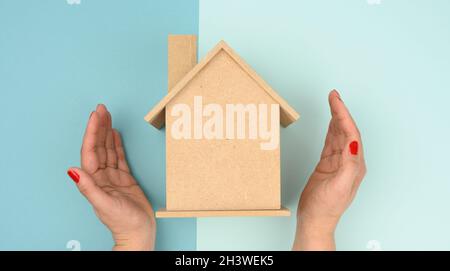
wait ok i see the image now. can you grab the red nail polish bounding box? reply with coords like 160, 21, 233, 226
349, 141, 358, 155
67, 169, 80, 183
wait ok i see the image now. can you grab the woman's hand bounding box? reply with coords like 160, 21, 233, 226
67, 104, 156, 251
293, 90, 366, 251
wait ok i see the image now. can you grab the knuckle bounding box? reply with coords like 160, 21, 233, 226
78, 182, 90, 195
359, 160, 367, 174
348, 159, 359, 170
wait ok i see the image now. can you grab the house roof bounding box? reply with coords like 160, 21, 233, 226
144, 40, 300, 129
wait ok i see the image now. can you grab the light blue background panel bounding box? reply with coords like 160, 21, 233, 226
0, 0, 198, 250
2, 0, 450, 251
198, 0, 450, 250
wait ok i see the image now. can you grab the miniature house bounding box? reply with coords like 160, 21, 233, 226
145, 35, 299, 218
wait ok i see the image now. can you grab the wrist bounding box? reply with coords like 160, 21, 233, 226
293, 215, 338, 251
112, 228, 155, 251
298, 214, 339, 234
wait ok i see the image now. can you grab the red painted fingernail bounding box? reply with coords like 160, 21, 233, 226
349, 141, 358, 155
67, 169, 80, 183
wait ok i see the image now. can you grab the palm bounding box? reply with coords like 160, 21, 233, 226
90, 169, 153, 233
313, 120, 346, 181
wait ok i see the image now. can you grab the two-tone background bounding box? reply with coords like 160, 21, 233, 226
1, 0, 450, 250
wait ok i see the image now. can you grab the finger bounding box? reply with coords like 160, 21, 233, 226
354, 161, 367, 192
113, 129, 131, 173
67, 167, 112, 209
329, 90, 365, 158
320, 120, 337, 158
81, 111, 100, 174
334, 159, 360, 192
105, 110, 118, 168
335, 139, 364, 192
328, 90, 360, 139
95, 104, 108, 169
350, 140, 367, 191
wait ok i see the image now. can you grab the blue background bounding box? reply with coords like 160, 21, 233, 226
0, 0, 198, 250
2, 0, 450, 251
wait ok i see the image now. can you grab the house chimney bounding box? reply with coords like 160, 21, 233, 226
168, 35, 197, 92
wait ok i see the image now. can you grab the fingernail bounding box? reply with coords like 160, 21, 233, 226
67, 169, 80, 183
89, 111, 94, 119
349, 141, 358, 155
334, 89, 342, 101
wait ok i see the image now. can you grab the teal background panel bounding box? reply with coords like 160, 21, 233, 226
0, 0, 198, 250
197, 0, 450, 250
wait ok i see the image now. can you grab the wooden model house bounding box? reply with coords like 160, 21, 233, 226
145, 35, 299, 218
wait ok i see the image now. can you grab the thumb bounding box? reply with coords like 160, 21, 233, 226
67, 167, 111, 209
334, 140, 361, 190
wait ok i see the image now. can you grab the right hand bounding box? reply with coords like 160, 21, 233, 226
67, 104, 156, 251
